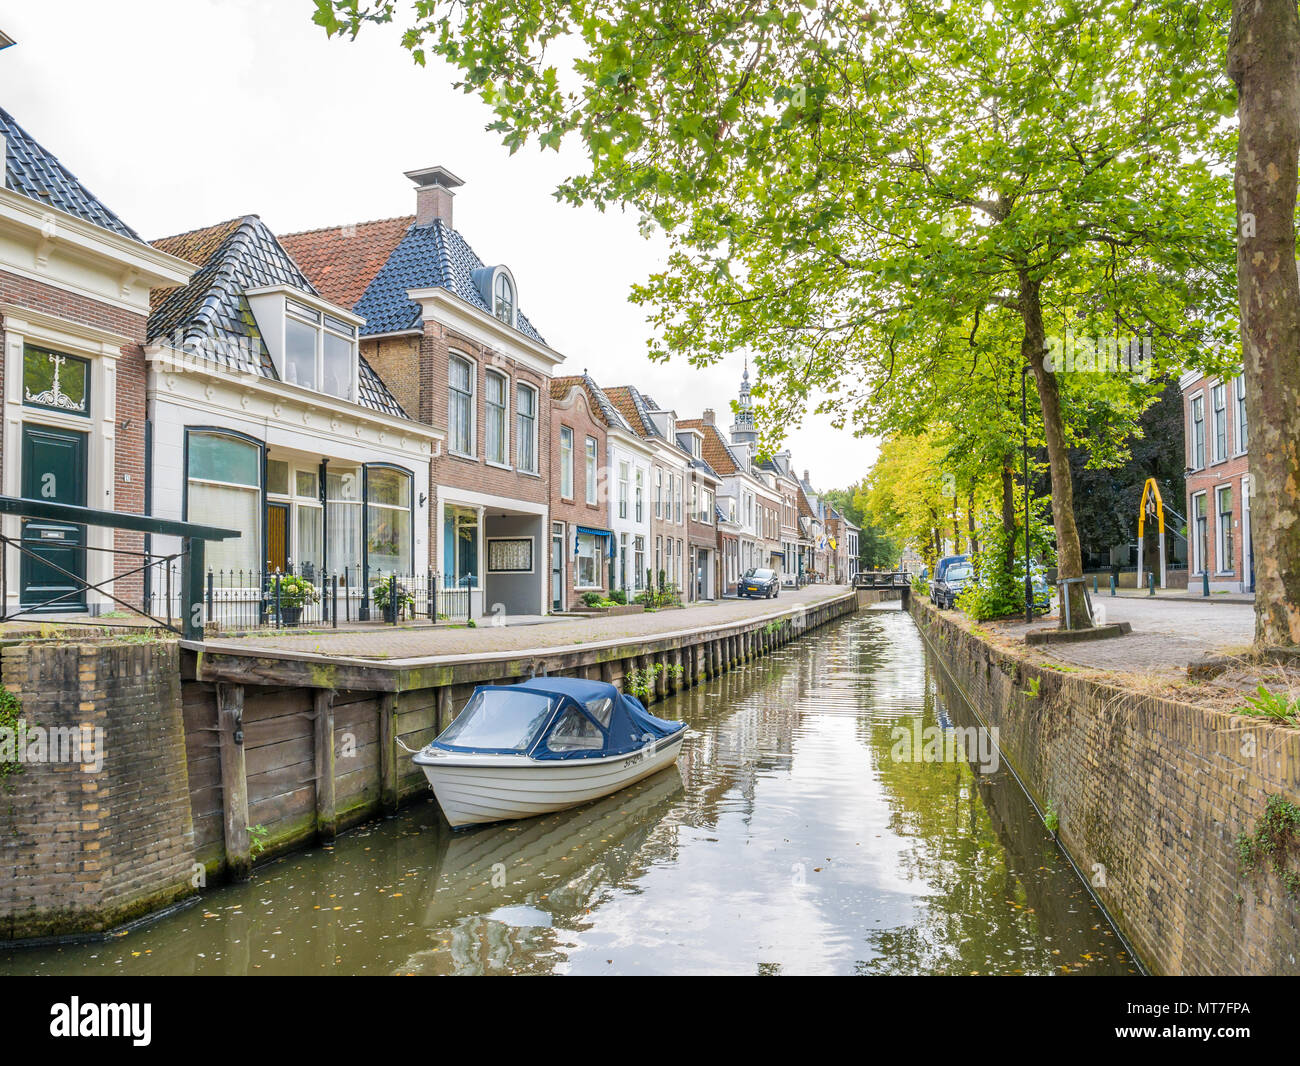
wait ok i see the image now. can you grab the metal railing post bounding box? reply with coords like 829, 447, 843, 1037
273, 572, 282, 628
182, 538, 205, 641
332, 573, 339, 629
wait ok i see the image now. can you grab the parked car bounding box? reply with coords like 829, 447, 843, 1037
930, 554, 969, 604
739, 567, 780, 598
933, 562, 974, 610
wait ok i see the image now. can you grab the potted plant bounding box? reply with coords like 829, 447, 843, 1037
372, 578, 415, 622
274, 574, 319, 626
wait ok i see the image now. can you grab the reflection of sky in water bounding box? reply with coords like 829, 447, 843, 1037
0, 607, 1134, 976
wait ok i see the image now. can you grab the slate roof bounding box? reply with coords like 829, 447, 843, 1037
148, 215, 408, 419
0, 105, 142, 241
288, 218, 546, 343
280, 216, 412, 313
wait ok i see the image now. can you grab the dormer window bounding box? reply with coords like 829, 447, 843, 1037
284, 300, 357, 399
248, 287, 362, 403
494, 272, 515, 325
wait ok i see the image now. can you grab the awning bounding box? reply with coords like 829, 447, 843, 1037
770, 550, 786, 557
577, 526, 612, 537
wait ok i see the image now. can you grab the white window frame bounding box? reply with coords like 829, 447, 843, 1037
1190, 394, 1205, 471
585, 437, 599, 506
1216, 484, 1234, 575
1211, 382, 1227, 463
448, 352, 477, 458
485, 368, 510, 468
1234, 375, 1248, 454
516, 381, 539, 474
559, 425, 574, 499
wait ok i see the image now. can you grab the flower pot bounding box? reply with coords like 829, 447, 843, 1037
279, 605, 303, 626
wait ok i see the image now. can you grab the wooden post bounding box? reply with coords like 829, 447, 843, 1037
216, 682, 251, 882
437, 684, 452, 733
314, 688, 337, 842
379, 692, 399, 813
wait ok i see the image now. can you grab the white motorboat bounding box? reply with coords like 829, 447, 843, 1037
414, 676, 688, 828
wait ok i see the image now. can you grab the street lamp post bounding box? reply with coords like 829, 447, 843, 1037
1022, 364, 1033, 625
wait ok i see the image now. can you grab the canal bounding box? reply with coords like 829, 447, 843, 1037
0, 606, 1134, 975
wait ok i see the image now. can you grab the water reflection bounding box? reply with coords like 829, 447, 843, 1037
0, 606, 1133, 975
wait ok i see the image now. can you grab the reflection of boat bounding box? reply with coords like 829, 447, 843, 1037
414, 677, 687, 827
421, 767, 684, 927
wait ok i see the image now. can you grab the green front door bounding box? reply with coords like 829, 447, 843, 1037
20, 424, 88, 612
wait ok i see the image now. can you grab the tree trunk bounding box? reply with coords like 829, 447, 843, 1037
1229, 0, 1300, 647
1021, 272, 1093, 629
968, 487, 979, 555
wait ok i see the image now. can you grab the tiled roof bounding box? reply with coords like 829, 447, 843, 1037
280, 216, 412, 313
0, 105, 142, 241
346, 219, 545, 342
679, 418, 742, 476
551, 374, 637, 434
797, 485, 816, 519
148, 215, 408, 420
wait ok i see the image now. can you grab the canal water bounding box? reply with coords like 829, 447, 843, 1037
0, 606, 1134, 976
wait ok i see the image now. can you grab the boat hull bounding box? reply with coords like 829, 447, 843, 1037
416, 730, 686, 828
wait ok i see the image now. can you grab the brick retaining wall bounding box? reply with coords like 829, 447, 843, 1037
910, 599, 1300, 975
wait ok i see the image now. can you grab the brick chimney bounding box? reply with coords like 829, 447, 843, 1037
702, 408, 715, 425
405, 165, 464, 228
803, 469, 810, 483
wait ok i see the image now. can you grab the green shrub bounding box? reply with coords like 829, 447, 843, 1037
581, 591, 604, 607
276, 573, 320, 608
610, 588, 627, 605
0, 686, 24, 790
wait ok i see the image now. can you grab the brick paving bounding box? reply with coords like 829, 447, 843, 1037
986, 596, 1257, 674
199, 584, 855, 662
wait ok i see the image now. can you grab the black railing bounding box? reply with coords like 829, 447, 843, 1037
0, 495, 238, 640
852, 570, 911, 589
143, 562, 475, 632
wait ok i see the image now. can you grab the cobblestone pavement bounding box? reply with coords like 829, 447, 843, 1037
200, 584, 859, 662
986, 596, 1257, 675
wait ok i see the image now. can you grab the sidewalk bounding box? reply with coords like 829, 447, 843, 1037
199, 584, 854, 661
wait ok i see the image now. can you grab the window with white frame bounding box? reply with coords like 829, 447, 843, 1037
187, 431, 261, 574
449, 355, 475, 456
655, 467, 663, 518
575, 532, 599, 588
618, 461, 629, 519
1193, 492, 1208, 574
283, 299, 357, 400
585, 437, 598, 505
1212, 383, 1227, 462
560, 426, 574, 498
635, 469, 644, 522
1190, 394, 1205, 470
634, 536, 646, 589
485, 370, 508, 465
675, 476, 682, 523
516, 383, 538, 473
1217, 485, 1234, 573
1235, 375, 1248, 453
493, 272, 515, 326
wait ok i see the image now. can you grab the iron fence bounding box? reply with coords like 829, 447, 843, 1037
143, 560, 474, 632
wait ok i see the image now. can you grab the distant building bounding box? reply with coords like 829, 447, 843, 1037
1180, 368, 1253, 592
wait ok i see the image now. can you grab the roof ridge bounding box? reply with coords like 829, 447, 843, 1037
279, 213, 415, 238
150, 214, 257, 249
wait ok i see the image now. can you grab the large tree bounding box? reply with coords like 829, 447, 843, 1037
1228, 0, 1300, 647
315, 0, 1237, 630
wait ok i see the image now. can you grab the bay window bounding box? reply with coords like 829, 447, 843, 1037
327, 468, 363, 579
366, 466, 413, 576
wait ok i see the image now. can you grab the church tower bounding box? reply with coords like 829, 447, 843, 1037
729, 359, 759, 452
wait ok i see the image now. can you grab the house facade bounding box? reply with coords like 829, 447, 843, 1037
548, 374, 612, 610
1181, 367, 1253, 592
283, 167, 564, 617
678, 422, 721, 601
144, 216, 440, 622
0, 104, 191, 617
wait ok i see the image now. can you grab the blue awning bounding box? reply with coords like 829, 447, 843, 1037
577, 526, 612, 537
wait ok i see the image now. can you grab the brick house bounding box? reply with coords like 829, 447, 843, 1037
0, 101, 190, 617
1180, 368, 1253, 592
677, 421, 721, 601
548, 373, 613, 610
605, 384, 694, 598
144, 215, 440, 620
283, 167, 565, 616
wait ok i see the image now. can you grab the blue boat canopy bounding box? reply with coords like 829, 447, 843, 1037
429, 677, 684, 761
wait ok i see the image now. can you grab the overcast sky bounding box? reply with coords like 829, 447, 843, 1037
0, 0, 875, 490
